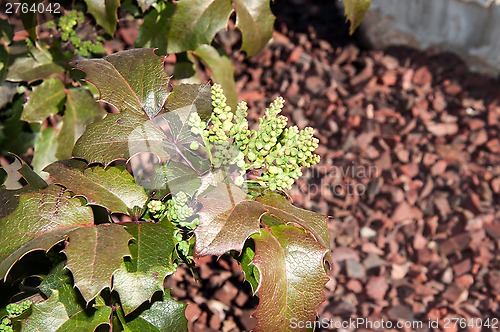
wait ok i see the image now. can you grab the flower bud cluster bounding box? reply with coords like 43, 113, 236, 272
0, 318, 12, 332
166, 192, 199, 230
230, 101, 252, 150
260, 126, 320, 190
6, 300, 31, 318
188, 84, 320, 191
246, 96, 287, 168
188, 85, 244, 172
147, 200, 166, 220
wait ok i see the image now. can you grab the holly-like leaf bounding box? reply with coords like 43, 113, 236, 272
22, 78, 65, 122
30, 87, 102, 172
64, 223, 132, 303
21, 290, 112, 332
21, 290, 69, 331
72, 48, 169, 118
0, 187, 34, 218
84, 0, 120, 35
195, 183, 267, 256
117, 291, 188, 331
113, 219, 176, 315
0, 185, 94, 279
56, 88, 106, 160
32, 127, 59, 173
0, 82, 17, 109
193, 45, 237, 109
52, 300, 111, 332
39, 263, 85, 317
11, 153, 47, 189
233, 0, 275, 57
44, 160, 148, 216
167, 0, 232, 53
251, 225, 329, 332
72, 111, 169, 165
136, 1, 176, 54
239, 243, 259, 292
6, 47, 64, 83
342, 0, 371, 34
256, 193, 331, 250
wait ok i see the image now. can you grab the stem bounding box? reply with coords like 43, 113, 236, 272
202, 136, 214, 165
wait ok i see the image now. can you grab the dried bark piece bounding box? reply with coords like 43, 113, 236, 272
365, 276, 388, 301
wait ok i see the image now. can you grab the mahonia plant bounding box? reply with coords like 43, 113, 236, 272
0, 49, 333, 331
55, 10, 105, 56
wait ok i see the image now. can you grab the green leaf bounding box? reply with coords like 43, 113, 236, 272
10, 153, 48, 189
117, 291, 188, 331
21, 290, 112, 332
56, 88, 106, 160
0, 95, 37, 156
72, 111, 169, 165
44, 160, 148, 216
22, 78, 65, 122
30, 88, 105, 171
0, 227, 77, 278
32, 127, 59, 173
20, 0, 38, 41
21, 290, 69, 332
256, 193, 331, 250
113, 219, 176, 315
239, 243, 259, 292
84, 0, 120, 35
0, 19, 13, 43
72, 48, 169, 118
136, 1, 175, 54
39, 263, 84, 317
173, 53, 197, 80
6, 48, 64, 83
0, 185, 94, 279
251, 225, 329, 332
342, 0, 371, 35
64, 223, 132, 303
233, 0, 275, 57
167, 0, 232, 53
195, 183, 267, 256
55, 300, 111, 332
0, 82, 17, 109
0, 186, 34, 218
193, 45, 237, 109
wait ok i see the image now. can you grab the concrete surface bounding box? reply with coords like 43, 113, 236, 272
361, 0, 500, 75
